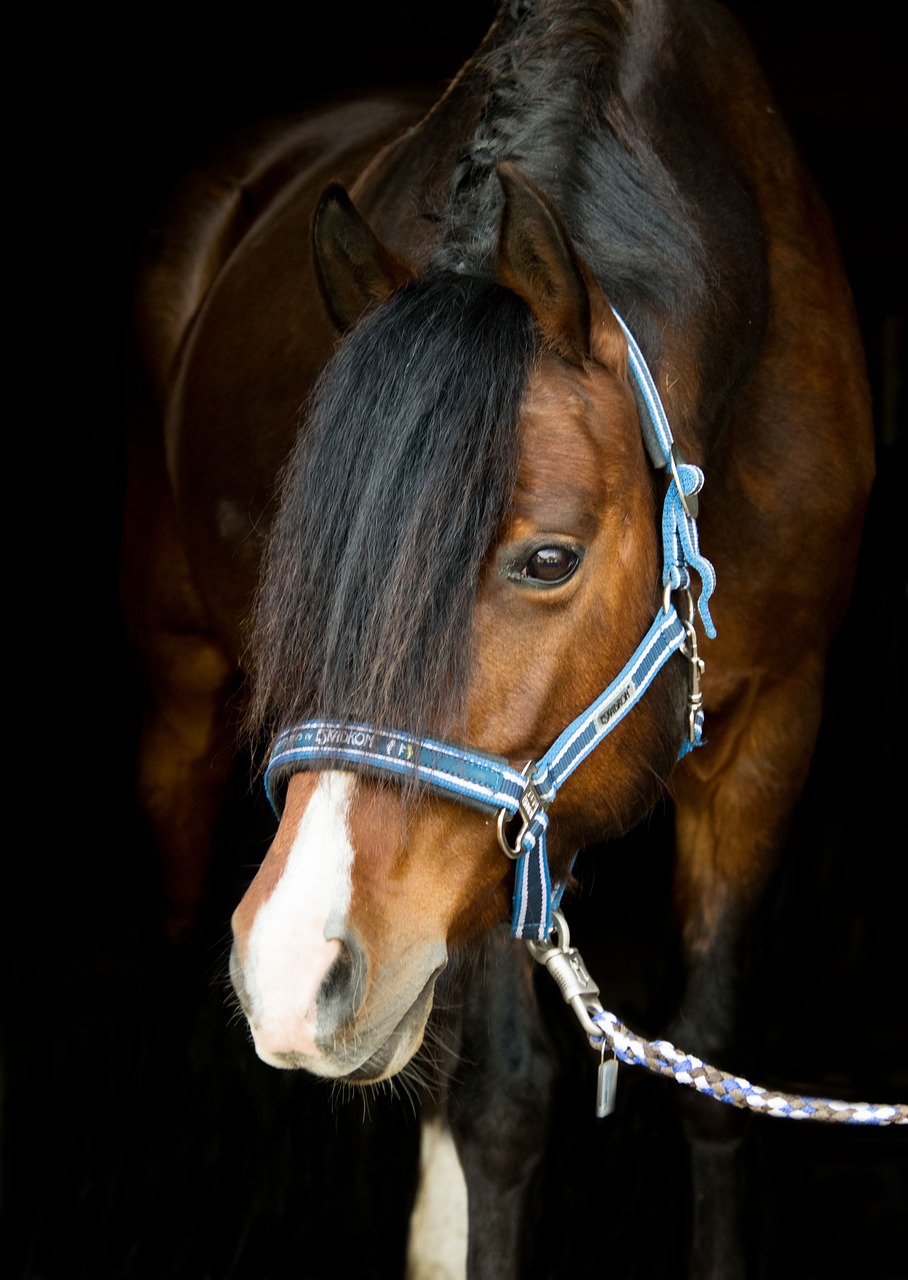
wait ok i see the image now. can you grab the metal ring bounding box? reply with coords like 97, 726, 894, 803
496, 807, 523, 859
664, 582, 695, 624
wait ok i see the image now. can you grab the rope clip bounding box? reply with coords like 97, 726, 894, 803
525, 910, 606, 1040
526, 910, 616, 1117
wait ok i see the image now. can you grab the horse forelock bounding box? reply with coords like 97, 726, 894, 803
247, 273, 536, 746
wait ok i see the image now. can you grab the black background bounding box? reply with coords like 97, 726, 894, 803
6, 2, 906, 1277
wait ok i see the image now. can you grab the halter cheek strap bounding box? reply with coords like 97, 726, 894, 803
263, 310, 716, 943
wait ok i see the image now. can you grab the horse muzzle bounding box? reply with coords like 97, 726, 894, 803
229, 931, 447, 1081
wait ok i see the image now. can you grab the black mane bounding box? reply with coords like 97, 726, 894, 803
429, 0, 710, 338
248, 274, 535, 739
250, 0, 729, 744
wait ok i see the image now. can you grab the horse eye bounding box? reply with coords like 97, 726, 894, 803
521, 546, 580, 584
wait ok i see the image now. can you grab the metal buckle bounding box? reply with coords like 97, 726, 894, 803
497, 762, 546, 859
665, 587, 705, 742
680, 616, 705, 743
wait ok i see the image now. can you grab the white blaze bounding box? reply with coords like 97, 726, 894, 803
245, 771, 356, 1063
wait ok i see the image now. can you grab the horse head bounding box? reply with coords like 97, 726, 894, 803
229, 165, 686, 1082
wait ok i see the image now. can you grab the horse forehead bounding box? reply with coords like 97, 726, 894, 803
513, 358, 639, 517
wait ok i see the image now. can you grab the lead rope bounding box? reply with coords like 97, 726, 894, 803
528, 910, 908, 1125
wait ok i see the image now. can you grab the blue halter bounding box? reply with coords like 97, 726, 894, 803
264, 311, 716, 942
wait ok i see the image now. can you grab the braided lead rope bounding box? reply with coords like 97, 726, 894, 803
589, 1009, 908, 1125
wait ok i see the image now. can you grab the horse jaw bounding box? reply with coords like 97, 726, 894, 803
230, 770, 447, 1081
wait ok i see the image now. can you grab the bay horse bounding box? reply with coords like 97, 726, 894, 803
123, 0, 874, 1274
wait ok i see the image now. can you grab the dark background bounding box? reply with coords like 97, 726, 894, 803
6, 2, 905, 1277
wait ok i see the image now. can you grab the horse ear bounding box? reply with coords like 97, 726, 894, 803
495, 163, 591, 364
312, 183, 416, 332
495, 163, 625, 370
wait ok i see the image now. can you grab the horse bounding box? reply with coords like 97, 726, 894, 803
123, 0, 875, 1274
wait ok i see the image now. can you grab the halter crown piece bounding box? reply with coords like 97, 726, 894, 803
265, 309, 716, 942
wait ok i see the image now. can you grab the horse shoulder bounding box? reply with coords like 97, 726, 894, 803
136, 94, 434, 656
135, 94, 431, 440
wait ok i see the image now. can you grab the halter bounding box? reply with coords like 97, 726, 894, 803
264, 310, 716, 942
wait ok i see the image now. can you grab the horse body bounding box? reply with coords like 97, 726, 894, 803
126, 0, 873, 1273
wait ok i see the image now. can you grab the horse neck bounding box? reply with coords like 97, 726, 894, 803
411, 0, 767, 454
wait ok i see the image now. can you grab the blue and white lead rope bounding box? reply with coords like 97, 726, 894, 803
589, 1008, 908, 1125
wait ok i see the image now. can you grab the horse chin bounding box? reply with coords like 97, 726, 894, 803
344, 1003, 433, 1083
250, 963, 442, 1083
339, 965, 442, 1083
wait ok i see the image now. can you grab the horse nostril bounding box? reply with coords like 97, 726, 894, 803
317, 936, 367, 1024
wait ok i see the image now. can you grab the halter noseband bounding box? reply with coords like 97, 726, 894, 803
264, 311, 716, 942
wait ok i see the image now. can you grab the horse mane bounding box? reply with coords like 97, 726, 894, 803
248, 0, 719, 745
247, 273, 536, 741
430, 0, 710, 339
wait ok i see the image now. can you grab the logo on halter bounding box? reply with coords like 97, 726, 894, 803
314, 725, 377, 751
595, 680, 635, 731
